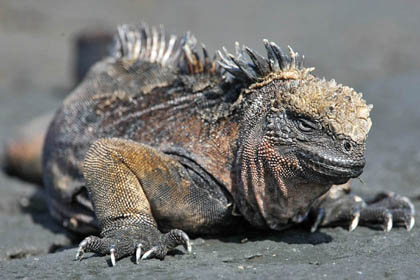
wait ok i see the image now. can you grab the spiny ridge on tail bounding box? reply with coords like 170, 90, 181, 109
113, 23, 219, 75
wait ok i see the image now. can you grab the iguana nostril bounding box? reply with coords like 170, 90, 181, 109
343, 141, 352, 152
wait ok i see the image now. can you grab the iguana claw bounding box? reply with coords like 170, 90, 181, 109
349, 210, 360, 232
110, 246, 116, 266
135, 243, 143, 264
141, 246, 158, 260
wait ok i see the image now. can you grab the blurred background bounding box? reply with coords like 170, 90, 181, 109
1, 0, 420, 276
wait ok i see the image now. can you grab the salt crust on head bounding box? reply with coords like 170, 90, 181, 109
278, 71, 372, 144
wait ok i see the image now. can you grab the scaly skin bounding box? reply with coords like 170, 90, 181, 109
37, 24, 415, 265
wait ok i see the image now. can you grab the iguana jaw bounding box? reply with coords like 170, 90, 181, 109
296, 150, 365, 183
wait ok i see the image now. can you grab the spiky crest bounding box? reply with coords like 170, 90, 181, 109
217, 40, 314, 86
113, 23, 218, 75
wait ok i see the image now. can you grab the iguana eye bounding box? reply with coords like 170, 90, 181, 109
297, 118, 317, 132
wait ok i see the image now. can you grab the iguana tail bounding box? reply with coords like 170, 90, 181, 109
2, 112, 54, 184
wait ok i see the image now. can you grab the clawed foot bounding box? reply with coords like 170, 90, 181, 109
75, 228, 191, 266
310, 192, 415, 232
360, 192, 415, 231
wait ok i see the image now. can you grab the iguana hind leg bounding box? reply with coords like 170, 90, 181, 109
309, 183, 415, 232
77, 138, 234, 265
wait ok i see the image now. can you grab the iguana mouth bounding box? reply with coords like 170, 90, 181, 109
297, 151, 365, 179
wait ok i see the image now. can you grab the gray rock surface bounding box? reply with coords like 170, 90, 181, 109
1, 224, 420, 279
1, 0, 420, 279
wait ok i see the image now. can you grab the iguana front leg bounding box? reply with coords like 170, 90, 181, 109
309, 183, 415, 232
75, 138, 195, 266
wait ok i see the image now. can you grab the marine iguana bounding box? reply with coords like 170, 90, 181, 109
36, 24, 414, 266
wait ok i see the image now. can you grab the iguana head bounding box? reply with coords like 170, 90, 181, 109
219, 41, 372, 230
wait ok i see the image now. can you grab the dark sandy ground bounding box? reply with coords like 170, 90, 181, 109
1, 1, 420, 279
